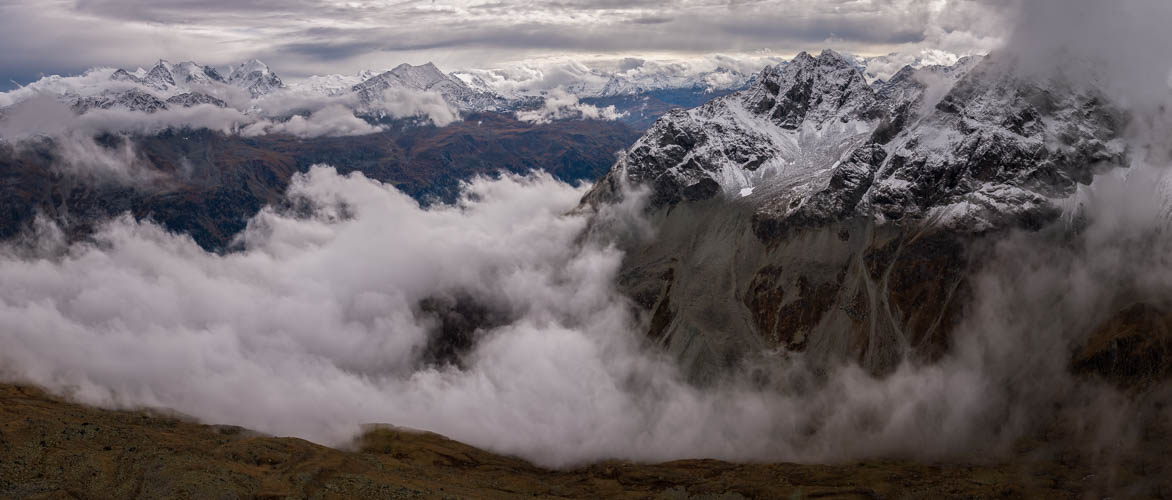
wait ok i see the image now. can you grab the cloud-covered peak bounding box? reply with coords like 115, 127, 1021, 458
227, 59, 284, 97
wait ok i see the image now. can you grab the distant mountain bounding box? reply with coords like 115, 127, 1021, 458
295, 70, 378, 96
351, 62, 506, 112
68, 59, 282, 114
596, 66, 754, 97
0, 113, 639, 250
3, 51, 984, 136
108, 59, 282, 97
226, 59, 285, 97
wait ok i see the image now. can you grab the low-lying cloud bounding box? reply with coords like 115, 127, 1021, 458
0, 163, 1166, 470
453, 54, 779, 98
368, 88, 460, 127
0, 74, 466, 181
241, 104, 382, 138
516, 88, 624, 124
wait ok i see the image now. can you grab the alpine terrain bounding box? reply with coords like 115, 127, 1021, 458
582, 49, 1139, 381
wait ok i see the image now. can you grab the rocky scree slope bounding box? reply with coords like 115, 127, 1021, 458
582, 50, 1132, 380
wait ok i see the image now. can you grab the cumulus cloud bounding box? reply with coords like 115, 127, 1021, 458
516, 88, 624, 124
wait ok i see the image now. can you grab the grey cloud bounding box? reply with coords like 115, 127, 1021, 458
71, 0, 326, 24
629, 16, 673, 25
279, 40, 393, 62
0, 0, 1005, 84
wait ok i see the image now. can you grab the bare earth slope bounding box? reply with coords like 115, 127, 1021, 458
1, 384, 1167, 499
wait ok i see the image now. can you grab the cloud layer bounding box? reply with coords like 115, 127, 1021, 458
0, 164, 1166, 468
0, 0, 1007, 88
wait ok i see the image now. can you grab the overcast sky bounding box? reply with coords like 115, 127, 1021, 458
0, 0, 1009, 88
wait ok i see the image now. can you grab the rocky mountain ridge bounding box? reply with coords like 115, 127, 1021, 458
583, 49, 1130, 379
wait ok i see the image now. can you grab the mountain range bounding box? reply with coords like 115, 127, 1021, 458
3, 57, 760, 129
3, 49, 1160, 385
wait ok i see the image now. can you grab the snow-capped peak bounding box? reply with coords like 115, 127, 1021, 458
351, 62, 503, 112
142, 60, 177, 91
386, 62, 450, 89
227, 59, 284, 97
172, 61, 225, 86
229, 59, 272, 80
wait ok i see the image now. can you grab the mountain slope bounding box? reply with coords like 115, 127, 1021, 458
0, 113, 638, 250
583, 50, 1128, 379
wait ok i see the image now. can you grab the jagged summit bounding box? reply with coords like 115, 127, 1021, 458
586, 49, 886, 210
60, 58, 289, 113
173, 61, 225, 85
744, 49, 873, 130
142, 60, 177, 91
101, 58, 283, 98
587, 50, 1124, 231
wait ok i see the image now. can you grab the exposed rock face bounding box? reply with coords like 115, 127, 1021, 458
583, 50, 1129, 380
72, 90, 226, 114
73, 88, 169, 113
164, 92, 227, 108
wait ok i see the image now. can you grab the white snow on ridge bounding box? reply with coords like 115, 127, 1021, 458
0, 49, 979, 140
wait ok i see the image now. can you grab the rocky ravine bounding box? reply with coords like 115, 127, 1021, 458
583, 50, 1131, 380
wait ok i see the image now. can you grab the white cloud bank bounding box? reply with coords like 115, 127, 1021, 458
0, 73, 462, 144
240, 104, 382, 138
0, 78, 462, 180
0, 164, 1164, 469
516, 88, 624, 124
